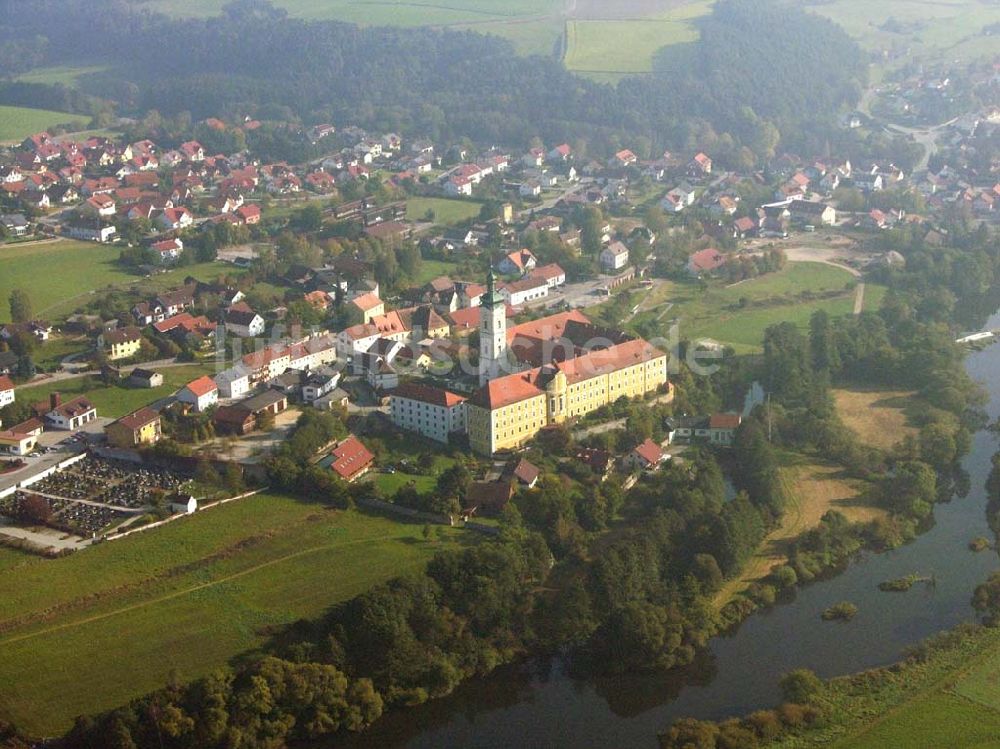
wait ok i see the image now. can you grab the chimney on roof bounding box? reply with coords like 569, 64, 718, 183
50, 392, 61, 410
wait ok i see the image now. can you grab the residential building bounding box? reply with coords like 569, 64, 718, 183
624, 438, 666, 471
224, 303, 265, 338
687, 248, 726, 276
600, 242, 629, 272
328, 435, 375, 482
215, 364, 252, 399
100, 327, 143, 361
709, 413, 741, 446
350, 292, 385, 324
788, 199, 837, 226
498, 248, 538, 276
390, 382, 467, 443
0, 375, 14, 408
43, 394, 97, 430
105, 407, 162, 448
0, 429, 37, 456
177, 375, 219, 412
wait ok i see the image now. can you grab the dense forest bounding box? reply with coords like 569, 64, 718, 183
0, 0, 867, 164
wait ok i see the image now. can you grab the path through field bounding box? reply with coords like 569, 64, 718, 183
0, 533, 396, 647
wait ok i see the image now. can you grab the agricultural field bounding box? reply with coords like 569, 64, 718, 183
0, 494, 471, 736
563, 1, 711, 76
0, 239, 240, 323
406, 196, 483, 225
146, 0, 561, 24
0, 105, 88, 145
624, 261, 883, 353
15, 364, 218, 419
14, 64, 109, 87
141, 0, 711, 62
800, 0, 1000, 65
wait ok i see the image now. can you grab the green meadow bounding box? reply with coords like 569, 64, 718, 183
0, 105, 88, 144
0, 494, 471, 736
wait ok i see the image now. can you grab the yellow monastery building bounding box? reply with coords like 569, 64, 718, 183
467, 272, 670, 455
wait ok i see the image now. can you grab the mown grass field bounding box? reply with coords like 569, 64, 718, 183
0, 494, 471, 736
0, 105, 88, 144
16, 364, 217, 419
623, 261, 882, 353
406, 196, 483, 225
0, 239, 240, 323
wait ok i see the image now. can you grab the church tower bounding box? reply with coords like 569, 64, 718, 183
479, 269, 507, 385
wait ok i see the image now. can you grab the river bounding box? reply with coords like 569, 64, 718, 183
335, 317, 1000, 749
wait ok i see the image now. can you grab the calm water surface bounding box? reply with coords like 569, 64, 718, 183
335, 320, 1000, 749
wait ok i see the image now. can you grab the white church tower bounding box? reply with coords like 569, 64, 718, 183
479, 269, 507, 385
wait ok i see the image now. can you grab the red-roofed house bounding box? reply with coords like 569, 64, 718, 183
625, 438, 666, 471
498, 248, 537, 275
709, 413, 742, 446
177, 375, 219, 412
687, 248, 726, 276
328, 435, 374, 482
156, 207, 193, 231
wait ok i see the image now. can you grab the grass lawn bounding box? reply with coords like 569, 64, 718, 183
0, 493, 473, 736
16, 364, 216, 419
0, 240, 132, 322
32, 333, 92, 372
0, 106, 88, 145
623, 261, 880, 353
832, 388, 921, 452
0, 239, 243, 324
406, 197, 483, 225
375, 471, 438, 495
411, 258, 462, 288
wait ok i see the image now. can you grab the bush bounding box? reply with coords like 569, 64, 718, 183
779, 668, 822, 704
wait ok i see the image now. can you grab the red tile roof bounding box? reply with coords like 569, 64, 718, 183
392, 382, 465, 408
351, 292, 383, 312
115, 407, 160, 431
329, 435, 374, 481
632, 438, 664, 466
184, 375, 218, 398
506, 309, 590, 344
0, 375, 13, 392
709, 413, 742, 430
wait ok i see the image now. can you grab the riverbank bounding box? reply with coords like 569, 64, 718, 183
771, 621, 1000, 748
